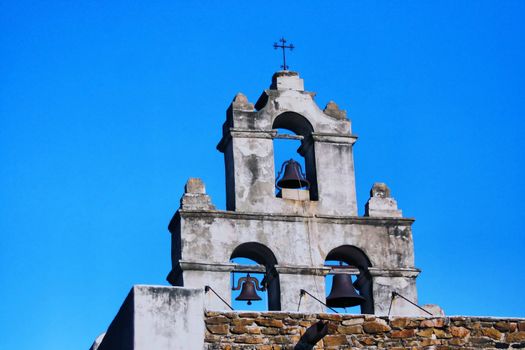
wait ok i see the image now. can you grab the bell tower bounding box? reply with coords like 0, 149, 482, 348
168, 71, 421, 316
217, 71, 358, 216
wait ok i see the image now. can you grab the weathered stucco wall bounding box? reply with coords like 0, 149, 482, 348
172, 71, 420, 315
216, 71, 358, 216
96, 286, 205, 350
170, 209, 418, 314
204, 311, 525, 349
178, 212, 415, 267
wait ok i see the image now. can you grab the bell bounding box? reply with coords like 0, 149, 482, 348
276, 159, 310, 189
326, 274, 365, 308
234, 274, 263, 305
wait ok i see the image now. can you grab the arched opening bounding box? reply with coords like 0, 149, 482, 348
325, 245, 374, 314
273, 112, 314, 138
230, 256, 268, 310
272, 112, 318, 200
230, 242, 281, 311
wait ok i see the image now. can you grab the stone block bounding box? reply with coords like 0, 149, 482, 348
204, 334, 222, 343
323, 334, 349, 346
254, 346, 272, 350
365, 183, 402, 217
420, 318, 446, 328
360, 337, 376, 345
180, 178, 215, 210
391, 329, 416, 338
207, 324, 229, 334
434, 328, 452, 339
233, 335, 265, 344
283, 319, 298, 326
470, 322, 482, 330
319, 313, 343, 321
278, 327, 299, 335
495, 322, 512, 332
337, 325, 363, 334
450, 326, 470, 338
206, 316, 231, 324
482, 327, 503, 340
420, 338, 442, 346
391, 317, 412, 329
231, 92, 254, 111
507, 332, 525, 342
185, 178, 206, 194
470, 336, 495, 346
281, 188, 309, 201
342, 318, 365, 326
263, 312, 289, 319
261, 327, 279, 335
416, 328, 434, 337
255, 319, 284, 328
363, 319, 391, 333
231, 325, 261, 334
323, 101, 347, 120
272, 335, 295, 344
449, 337, 467, 346
231, 318, 255, 326
271, 71, 304, 91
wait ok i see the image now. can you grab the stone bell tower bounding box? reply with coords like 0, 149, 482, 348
167, 71, 420, 315
218, 71, 358, 216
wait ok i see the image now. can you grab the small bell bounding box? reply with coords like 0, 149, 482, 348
233, 273, 264, 305
276, 159, 309, 189
326, 274, 365, 308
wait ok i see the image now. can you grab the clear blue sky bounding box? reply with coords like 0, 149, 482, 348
1, 1, 524, 349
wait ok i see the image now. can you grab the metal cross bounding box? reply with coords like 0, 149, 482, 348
273, 37, 294, 71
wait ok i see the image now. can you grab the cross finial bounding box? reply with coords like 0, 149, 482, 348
273, 37, 294, 71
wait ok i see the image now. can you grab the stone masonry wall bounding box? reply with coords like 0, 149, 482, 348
204, 311, 525, 350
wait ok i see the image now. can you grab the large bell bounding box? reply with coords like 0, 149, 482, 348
276, 159, 310, 189
234, 274, 263, 305
326, 274, 366, 308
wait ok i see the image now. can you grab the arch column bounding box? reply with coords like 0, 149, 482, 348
311, 133, 358, 216
218, 129, 278, 212
369, 267, 420, 316
276, 265, 330, 313
179, 261, 234, 311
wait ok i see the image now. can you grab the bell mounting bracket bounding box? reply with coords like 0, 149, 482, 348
232, 273, 266, 292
